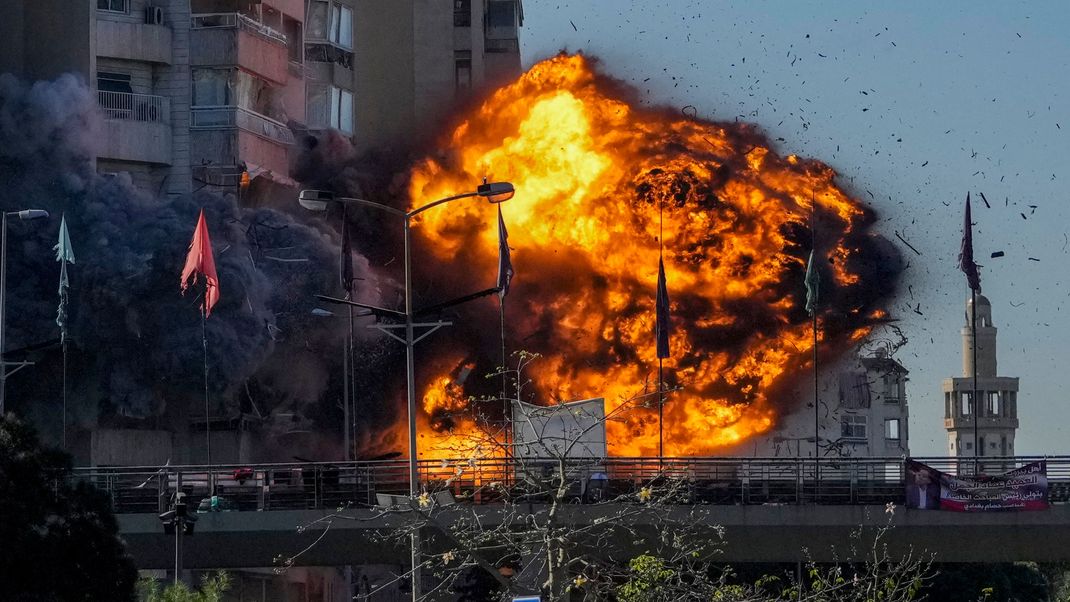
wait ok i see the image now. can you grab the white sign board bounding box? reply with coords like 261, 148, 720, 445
511, 397, 606, 458
512, 597, 541, 602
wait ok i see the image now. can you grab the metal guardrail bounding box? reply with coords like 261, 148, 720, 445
66, 456, 1070, 515
190, 105, 296, 145
97, 91, 170, 124
190, 12, 288, 46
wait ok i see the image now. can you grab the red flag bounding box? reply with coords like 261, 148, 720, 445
180, 208, 220, 317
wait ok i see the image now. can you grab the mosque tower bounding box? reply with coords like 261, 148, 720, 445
942, 292, 1019, 473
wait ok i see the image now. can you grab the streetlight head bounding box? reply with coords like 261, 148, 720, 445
17, 209, 49, 220
310, 308, 335, 317
298, 190, 334, 212
477, 181, 515, 204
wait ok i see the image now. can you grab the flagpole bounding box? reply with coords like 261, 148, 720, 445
202, 308, 212, 492
972, 287, 979, 475
496, 204, 513, 474
811, 195, 819, 459
658, 199, 665, 461
62, 339, 68, 449
811, 193, 820, 500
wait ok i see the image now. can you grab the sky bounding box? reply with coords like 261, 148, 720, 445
519, 1, 1070, 455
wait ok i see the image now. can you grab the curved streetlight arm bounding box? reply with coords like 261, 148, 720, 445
331, 196, 406, 217
406, 191, 480, 219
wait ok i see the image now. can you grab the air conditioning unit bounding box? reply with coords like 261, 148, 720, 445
145, 6, 164, 25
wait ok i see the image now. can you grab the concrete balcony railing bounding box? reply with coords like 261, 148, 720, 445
97, 91, 172, 165
96, 19, 173, 64
190, 106, 293, 176
98, 91, 170, 124
190, 106, 295, 145
191, 13, 287, 45
190, 13, 290, 84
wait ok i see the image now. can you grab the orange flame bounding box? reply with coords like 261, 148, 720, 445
401, 54, 892, 457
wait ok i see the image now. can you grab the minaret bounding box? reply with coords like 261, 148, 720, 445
942, 293, 1019, 473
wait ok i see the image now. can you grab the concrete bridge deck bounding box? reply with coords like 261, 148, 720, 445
116, 504, 1070, 567
66, 456, 1070, 567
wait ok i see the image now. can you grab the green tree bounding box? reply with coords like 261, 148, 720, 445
138, 571, 231, 602
0, 413, 138, 601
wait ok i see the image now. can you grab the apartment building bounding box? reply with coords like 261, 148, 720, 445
835, 350, 911, 457
353, 0, 524, 153
0, 0, 191, 196
187, 0, 305, 203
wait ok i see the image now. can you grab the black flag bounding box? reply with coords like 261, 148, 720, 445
340, 218, 354, 293
655, 258, 671, 359
497, 205, 513, 299
958, 192, 980, 291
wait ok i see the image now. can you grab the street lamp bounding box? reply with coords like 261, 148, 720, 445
298, 183, 515, 601
0, 209, 50, 415
158, 491, 197, 585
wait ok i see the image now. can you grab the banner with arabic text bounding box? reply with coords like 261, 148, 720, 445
905, 459, 1048, 512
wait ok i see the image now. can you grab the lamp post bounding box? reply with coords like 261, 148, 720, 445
299, 182, 515, 601
158, 491, 197, 586
0, 209, 50, 415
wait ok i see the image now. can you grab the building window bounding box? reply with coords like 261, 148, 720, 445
330, 86, 354, 134
978, 436, 985, 457
285, 17, 304, 64
960, 392, 972, 416
486, 0, 516, 27
97, 72, 132, 94
192, 69, 233, 106
987, 391, 1000, 416
309, 85, 353, 134
884, 418, 900, 441
329, 4, 353, 49
308, 0, 329, 40
454, 0, 471, 27
840, 415, 866, 440
97, 0, 127, 12
455, 51, 472, 93
307, 85, 329, 127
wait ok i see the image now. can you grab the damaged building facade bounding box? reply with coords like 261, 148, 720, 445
0, 0, 524, 204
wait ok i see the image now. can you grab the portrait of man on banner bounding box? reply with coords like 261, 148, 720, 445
905, 460, 941, 510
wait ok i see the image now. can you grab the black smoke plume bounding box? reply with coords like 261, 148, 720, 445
0, 74, 384, 454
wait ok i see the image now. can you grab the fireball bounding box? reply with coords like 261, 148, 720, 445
405, 54, 896, 457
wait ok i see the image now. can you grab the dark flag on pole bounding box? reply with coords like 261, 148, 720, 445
497, 205, 513, 299
804, 249, 820, 315
180, 208, 221, 317
340, 218, 354, 293
54, 214, 76, 343
958, 192, 981, 291
655, 258, 671, 359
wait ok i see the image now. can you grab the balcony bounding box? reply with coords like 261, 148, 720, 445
190, 13, 289, 84
97, 91, 172, 165
96, 19, 173, 64
191, 106, 294, 145
484, 37, 519, 54
190, 106, 294, 176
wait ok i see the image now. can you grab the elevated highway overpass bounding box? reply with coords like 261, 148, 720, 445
69, 456, 1070, 567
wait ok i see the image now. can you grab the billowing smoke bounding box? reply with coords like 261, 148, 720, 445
0, 74, 384, 448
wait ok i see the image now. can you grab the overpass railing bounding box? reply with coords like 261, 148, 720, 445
66, 456, 1070, 515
